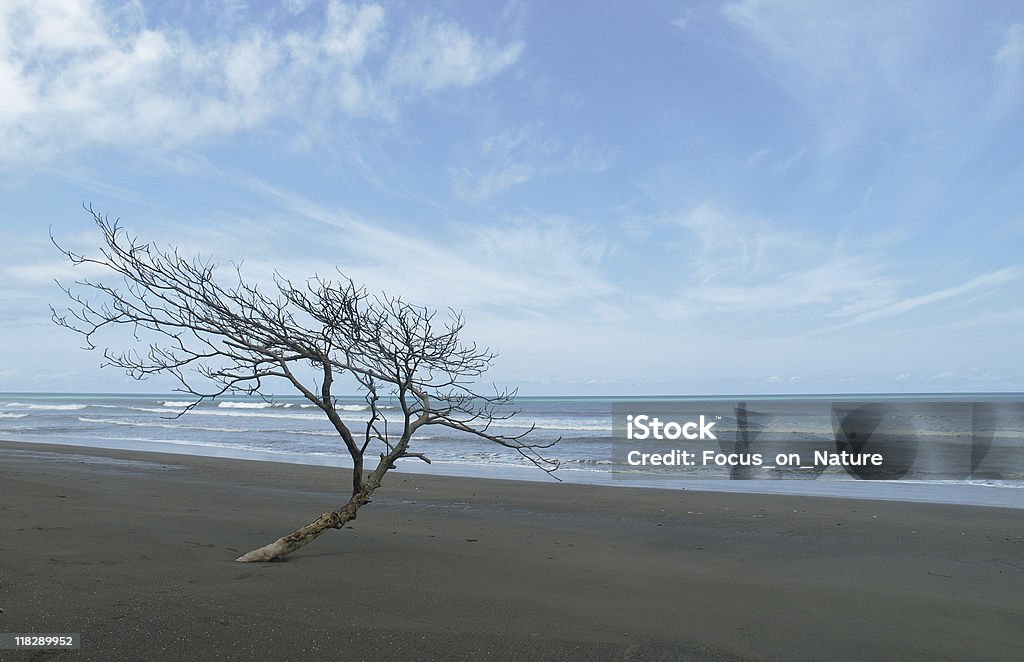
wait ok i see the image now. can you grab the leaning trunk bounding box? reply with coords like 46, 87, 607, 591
236, 448, 397, 562
235, 490, 368, 562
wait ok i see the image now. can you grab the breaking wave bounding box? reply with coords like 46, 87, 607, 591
78, 416, 255, 434
5, 402, 88, 411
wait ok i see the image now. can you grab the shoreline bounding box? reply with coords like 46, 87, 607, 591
6, 434, 1023, 511
2, 439, 1023, 660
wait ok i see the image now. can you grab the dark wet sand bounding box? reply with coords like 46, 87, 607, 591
1, 440, 1022, 661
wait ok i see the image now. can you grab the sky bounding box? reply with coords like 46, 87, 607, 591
1, 0, 1023, 396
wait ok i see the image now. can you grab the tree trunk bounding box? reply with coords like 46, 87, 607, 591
235, 490, 367, 562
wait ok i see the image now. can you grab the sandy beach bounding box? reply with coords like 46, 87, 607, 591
1, 439, 1021, 660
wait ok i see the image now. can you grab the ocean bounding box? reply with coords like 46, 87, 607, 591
2, 392, 1022, 509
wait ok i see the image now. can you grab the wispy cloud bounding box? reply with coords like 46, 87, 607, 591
386, 18, 524, 93
720, 0, 973, 151
746, 148, 770, 168
993, 22, 1024, 108
994, 23, 1024, 65
453, 125, 612, 199
638, 202, 899, 319
817, 267, 1022, 333
770, 147, 805, 173
721, 0, 904, 89
656, 201, 1023, 340
0, 0, 523, 165
174, 170, 621, 315
456, 162, 535, 199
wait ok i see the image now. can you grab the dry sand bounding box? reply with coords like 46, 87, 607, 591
1, 439, 1022, 660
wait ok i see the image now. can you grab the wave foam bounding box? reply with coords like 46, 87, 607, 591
488, 419, 612, 432
161, 400, 307, 410
4, 402, 88, 411
79, 416, 255, 434
136, 406, 324, 421
218, 402, 274, 409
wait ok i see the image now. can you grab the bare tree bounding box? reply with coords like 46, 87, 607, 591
52, 206, 559, 562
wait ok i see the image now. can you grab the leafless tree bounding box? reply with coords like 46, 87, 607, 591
52, 206, 559, 562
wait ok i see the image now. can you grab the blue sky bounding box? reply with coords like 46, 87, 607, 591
1, 0, 1022, 395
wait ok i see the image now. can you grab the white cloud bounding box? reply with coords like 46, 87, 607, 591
819, 267, 1022, 332
993, 23, 1024, 108
720, 0, 942, 150
386, 19, 524, 93
283, 0, 314, 15
746, 146, 807, 173
746, 147, 770, 168
454, 125, 612, 199
994, 23, 1024, 65
323, 1, 385, 66
198, 173, 619, 316
0, 0, 523, 165
458, 162, 535, 199
722, 0, 881, 82
771, 146, 805, 173
660, 201, 899, 315
662, 201, 1022, 336
3, 258, 107, 285
566, 140, 614, 173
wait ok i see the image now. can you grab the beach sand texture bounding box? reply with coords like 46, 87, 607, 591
1, 440, 1022, 660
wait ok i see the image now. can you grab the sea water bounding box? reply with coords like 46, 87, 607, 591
1, 392, 1021, 509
